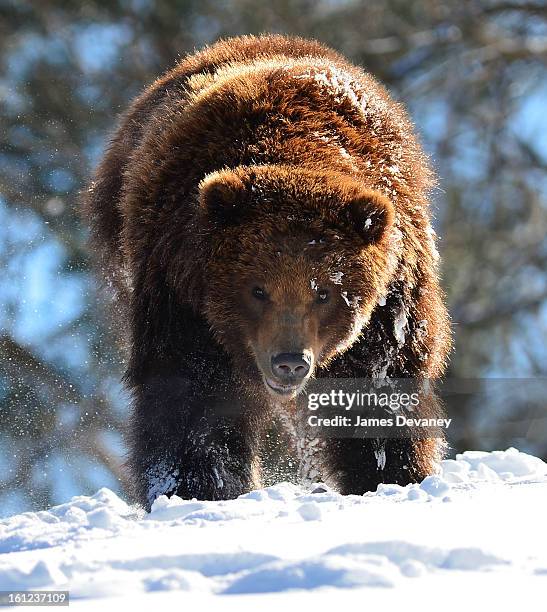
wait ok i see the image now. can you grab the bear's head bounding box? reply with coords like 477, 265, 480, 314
198, 165, 396, 401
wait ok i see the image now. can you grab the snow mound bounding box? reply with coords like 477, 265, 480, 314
446, 447, 547, 481
0, 448, 546, 607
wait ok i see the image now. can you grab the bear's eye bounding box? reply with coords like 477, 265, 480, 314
316, 289, 330, 304
252, 286, 268, 301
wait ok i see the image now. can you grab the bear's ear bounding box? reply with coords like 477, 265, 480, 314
199, 172, 248, 225
345, 190, 394, 244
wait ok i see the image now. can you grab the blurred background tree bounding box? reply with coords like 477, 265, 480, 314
1, 0, 546, 515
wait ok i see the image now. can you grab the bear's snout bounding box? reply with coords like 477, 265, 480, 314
262, 349, 313, 400
271, 352, 311, 381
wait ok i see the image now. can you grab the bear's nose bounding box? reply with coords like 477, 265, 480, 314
271, 353, 311, 381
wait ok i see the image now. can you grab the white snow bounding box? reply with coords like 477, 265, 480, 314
374, 445, 387, 470
1, 448, 546, 609
329, 271, 344, 285
393, 306, 408, 345
295, 67, 368, 114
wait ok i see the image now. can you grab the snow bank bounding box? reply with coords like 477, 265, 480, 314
0, 448, 546, 607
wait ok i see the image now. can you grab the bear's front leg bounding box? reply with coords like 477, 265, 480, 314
127, 370, 262, 510
322, 437, 445, 495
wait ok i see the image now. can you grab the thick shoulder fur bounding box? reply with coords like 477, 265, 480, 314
83, 34, 432, 282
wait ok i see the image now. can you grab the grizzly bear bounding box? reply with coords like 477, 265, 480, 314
83, 34, 451, 509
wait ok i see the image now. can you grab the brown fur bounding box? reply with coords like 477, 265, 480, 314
83, 34, 451, 508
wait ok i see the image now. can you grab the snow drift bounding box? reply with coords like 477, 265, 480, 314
0, 448, 546, 609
